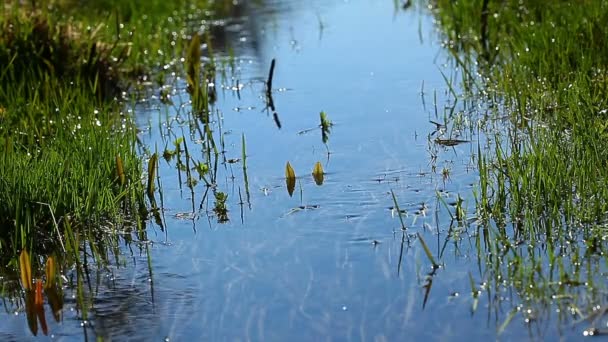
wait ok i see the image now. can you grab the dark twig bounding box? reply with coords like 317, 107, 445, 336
265, 59, 281, 129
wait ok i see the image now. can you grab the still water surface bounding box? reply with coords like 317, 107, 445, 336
1, 0, 582, 341
126, 1, 482, 340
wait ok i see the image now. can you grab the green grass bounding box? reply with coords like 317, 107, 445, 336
0, 0, 241, 332
0, 82, 145, 249
433, 0, 608, 335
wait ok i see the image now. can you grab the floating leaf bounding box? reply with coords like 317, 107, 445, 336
45, 257, 56, 289
285, 162, 296, 196
285, 162, 296, 179
20, 249, 32, 291
115, 155, 126, 186
312, 161, 324, 185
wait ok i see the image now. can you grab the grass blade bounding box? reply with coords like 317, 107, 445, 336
19, 249, 32, 291
391, 190, 406, 230
417, 232, 438, 268
147, 153, 158, 197
116, 154, 126, 186
45, 256, 56, 289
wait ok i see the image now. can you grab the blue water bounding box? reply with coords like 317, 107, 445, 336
0, 1, 590, 341
124, 1, 485, 340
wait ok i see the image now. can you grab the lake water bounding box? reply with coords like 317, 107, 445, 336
0, 0, 589, 341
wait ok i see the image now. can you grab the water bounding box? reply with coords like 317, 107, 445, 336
0, 1, 590, 341
126, 2, 484, 340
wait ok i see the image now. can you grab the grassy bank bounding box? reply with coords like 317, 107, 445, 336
433, 0, 608, 336
0, 0, 238, 334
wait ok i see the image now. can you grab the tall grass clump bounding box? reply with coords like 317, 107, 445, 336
433, 0, 608, 335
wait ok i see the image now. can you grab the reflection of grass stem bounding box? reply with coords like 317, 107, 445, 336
266, 58, 276, 93
497, 308, 518, 335
391, 190, 406, 231
417, 232, 438, 269
468, 272, 479, 314
242, 133, 251, 206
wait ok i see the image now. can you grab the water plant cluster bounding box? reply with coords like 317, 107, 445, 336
0, 0, 240, 335
432, 0, 608, 335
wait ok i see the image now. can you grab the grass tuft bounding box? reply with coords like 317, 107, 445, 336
433, 0, 608, 334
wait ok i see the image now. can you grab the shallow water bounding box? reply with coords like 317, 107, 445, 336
0, 1, 593, 341
125, 2, 486, 340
